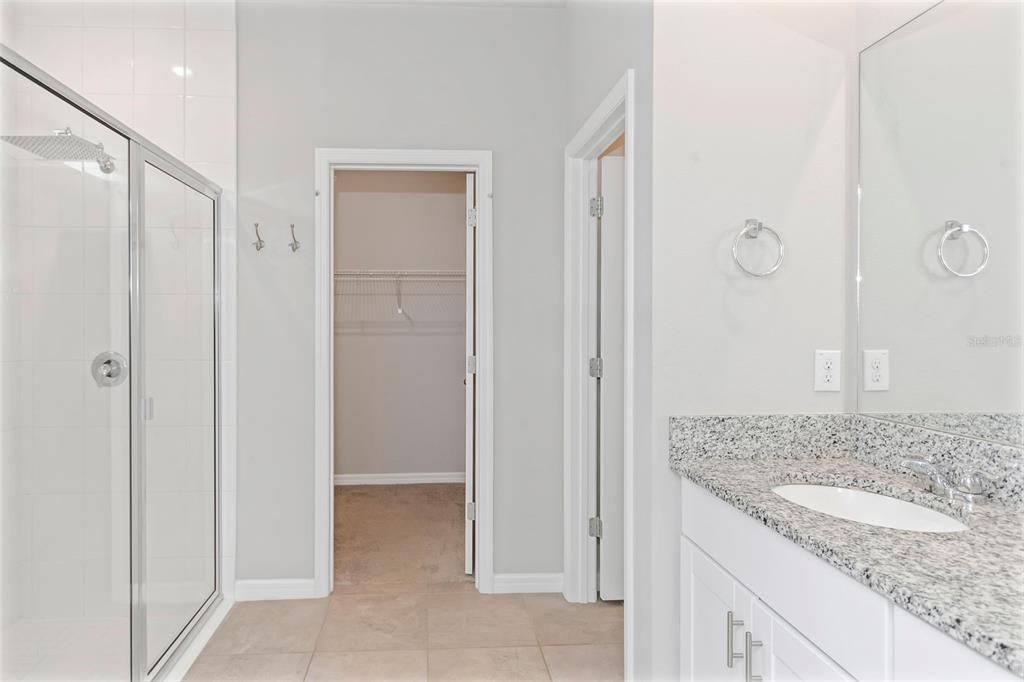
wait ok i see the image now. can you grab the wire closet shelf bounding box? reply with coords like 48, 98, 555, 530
334, 269, 467, 333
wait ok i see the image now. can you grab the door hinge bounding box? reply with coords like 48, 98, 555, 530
467, 355, 478, 375
588, 517, 603, 538
467, 208, 478, 229
589, 357, 603, 379
589, 196, 604, 218
466, 502, 477, 521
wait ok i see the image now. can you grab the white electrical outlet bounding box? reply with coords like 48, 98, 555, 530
863, 349, 890, 391
814, 350, 841, 392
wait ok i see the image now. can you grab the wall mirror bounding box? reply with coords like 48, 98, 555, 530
858, 1, 1023, 448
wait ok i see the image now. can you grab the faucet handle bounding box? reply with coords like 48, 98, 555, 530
901, 457, 954, 497
900, 459, 994, 505
901, 457, 937, 475
955, 471, 994, 496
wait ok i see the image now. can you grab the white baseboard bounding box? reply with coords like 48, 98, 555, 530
234, 578, 322, 602
162, 598, 233, 681
491, 572, 564, 594
334, 472, 465, 486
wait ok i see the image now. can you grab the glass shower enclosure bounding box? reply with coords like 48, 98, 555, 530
0, 45, 221, 680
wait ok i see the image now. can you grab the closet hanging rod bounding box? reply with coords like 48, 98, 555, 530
334, 269, 466, 281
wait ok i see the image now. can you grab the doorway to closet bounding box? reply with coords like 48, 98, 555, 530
334, 170, 474, 589
313, 149, 495, 596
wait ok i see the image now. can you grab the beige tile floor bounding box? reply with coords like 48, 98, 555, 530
187, 484, 624, 681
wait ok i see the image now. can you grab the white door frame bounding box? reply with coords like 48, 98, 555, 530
313, 148, 496, 596
562, 66, 636, 648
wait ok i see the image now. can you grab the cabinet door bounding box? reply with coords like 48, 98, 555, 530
768, 615, 853, 682
747, 585, 852, 682
681, 538, 747, 681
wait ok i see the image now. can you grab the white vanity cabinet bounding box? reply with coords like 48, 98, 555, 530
682, 537, 852, 682
679, 477, 1022, 682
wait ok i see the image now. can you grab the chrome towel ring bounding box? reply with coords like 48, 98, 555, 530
938, 220, 989, 278
733, 218, 784, 277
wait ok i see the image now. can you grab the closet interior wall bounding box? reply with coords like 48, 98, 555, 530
333, 170, 467, 480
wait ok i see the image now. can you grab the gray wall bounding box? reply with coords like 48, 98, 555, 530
236, 1, 568, 579
564, 1, 653, 676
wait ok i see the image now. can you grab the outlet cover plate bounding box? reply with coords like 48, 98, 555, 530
863, 349, 890, 391
814, 350, 841, 392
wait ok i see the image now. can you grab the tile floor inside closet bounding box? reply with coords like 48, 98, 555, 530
186, 484, 624, 680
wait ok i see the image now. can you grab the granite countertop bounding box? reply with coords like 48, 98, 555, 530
671, 455, 1024, 676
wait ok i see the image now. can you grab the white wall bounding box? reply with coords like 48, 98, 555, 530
650, 3, 854, 677
564, 0, 653, 677
235, 1, 567, 580
333, 170, 466, 478
654, 2, 852, 416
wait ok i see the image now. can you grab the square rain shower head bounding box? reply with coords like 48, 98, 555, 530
1, 127, 115, 173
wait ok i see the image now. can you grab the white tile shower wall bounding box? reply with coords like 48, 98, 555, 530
3, 0, 237, 601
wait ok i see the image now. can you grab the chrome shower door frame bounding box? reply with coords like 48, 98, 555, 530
0, 43, 224, 682
130, 144, 223, 681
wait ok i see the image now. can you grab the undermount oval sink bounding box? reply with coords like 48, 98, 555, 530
772, 484, 968, 533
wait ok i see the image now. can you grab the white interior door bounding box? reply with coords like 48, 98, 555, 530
464, 173, 476, 575
598, 152, 625, 600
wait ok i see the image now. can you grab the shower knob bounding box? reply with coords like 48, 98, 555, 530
91, 351, 128, 387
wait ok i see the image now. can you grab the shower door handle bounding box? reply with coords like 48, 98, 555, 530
91, 351, 128, 387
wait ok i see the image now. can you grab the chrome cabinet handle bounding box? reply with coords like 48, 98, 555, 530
727, 611, 744, 668
745, 631, 763, 682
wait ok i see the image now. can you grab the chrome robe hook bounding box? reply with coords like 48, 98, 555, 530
289, 223, 300, 252
252, 222, 265, 251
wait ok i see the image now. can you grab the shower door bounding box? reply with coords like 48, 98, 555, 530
133, 149, 219, 678
0, 56, 133, 681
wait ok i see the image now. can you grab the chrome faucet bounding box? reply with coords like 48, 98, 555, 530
901, 457, 992, 505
